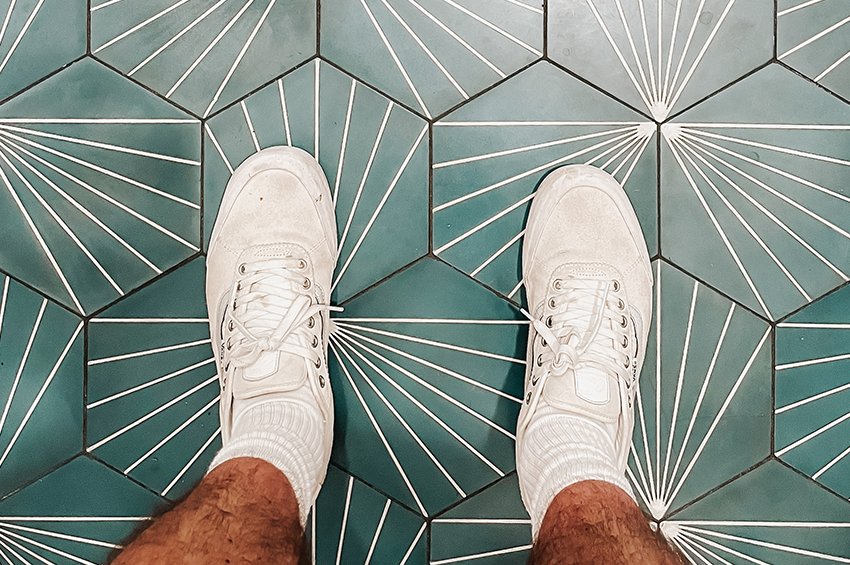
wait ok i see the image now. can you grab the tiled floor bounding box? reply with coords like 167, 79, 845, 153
0, 0, 848, 563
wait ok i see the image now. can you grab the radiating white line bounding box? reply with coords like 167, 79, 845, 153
90, 0, 126, 11
311, 503, 316, 565
333, 124, 427, 290
776, 407, 850, 456
470, 230, 524, 277
379, 0, 468, 99
0, 323, 82, 469
814, 443, 850, 480
404, 0, 506, 78
0, 518, 148, 522
88, 375, 218, 451
660, 281, 698, 498
612, 0, 654, 105
333, 80, 356, 204
363, 500, 391, 565
329, 342, 427, 515
626, 464, 653, 513
0, 0, 44, 75
0, 0, 17, 49
776, 381, 850, 414
780, 13, 850, 60
129, 0, 230, 76
654, 260, 662, 499
431, 544, 532, 565
433, 129, 637, 212
337, 328, 517, 437
314, 59, 320, 160
167, 0, 255, 98
674, 520, 850, 527
436, 121, 646, 127
0, 128, 200, 210
332, 336, 465, 496
0, 164, 83, 312
162, 426, 220, 497
592, 133, 641, 171
435, 192, 534, 257
336, 101, 393, 261
332, 331, 505, 478
93, 0, 190, 54
627, 443, 653, 509
816, 50, 850, 82
636, 0, 657, 102
438, 0, 541, 56
0, 297, 45, 437
433, 126, 638, 169
0, 277, 7, 342
677, 534, 735, 565
336, 322, 524, 364
88, 338, 211, 366
634, 384, 657, 502
665, 0, 707, 106
0, 538, 29, 565
399, 524, 426, 565
0, 147, 124, 295
507, 279, 523, 300
359, 0, 430, 118
501, 0, 542, 14
337, 318, 527, 324
205, 124, 233, 175
0, 134, 196, 255
618, 134, 652, 184
682, 526, 850, 564
678, 123, 850, 130
241, 101, 260, 153
778, 0, 828, 16
666, 328, 770, 504
92, 318, 208, 323
672, 536, 712, 565
204, 0, 278, 117
0, 524, 118, 550
278, 79, 292, 146
0, 528, 96, 565
778, 323, 850, 329
0, 119, 197, 124
667, 138, 771, 319
124, 396, 219, 474
432, 519, 531, 524
776, 351, 850, 371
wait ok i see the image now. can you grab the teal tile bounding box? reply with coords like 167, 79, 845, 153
0, 58, 201, 316
549, 0, 773, 121
329, 258, 527, 516
308, 466, 426, 565
433, 62, 657, 302
205, 59, 429, 303
666, 461, 850, 563
778, 0, 850, 101
91, 0, 316, 118
321, 0, 543, 119
0, 275, 82, 498
629, 261, 772, 520
776, 284, 850, 499
0, 457, 165, 565
87, 258, 220, 501
662, 64, 850, 321
0, 0, 86, 102
431, 475, 532, 565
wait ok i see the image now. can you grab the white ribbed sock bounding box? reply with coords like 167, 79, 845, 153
208, 388, 326, 527
517, 404, 634, 538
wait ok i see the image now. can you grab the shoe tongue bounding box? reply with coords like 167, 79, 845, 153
573, 366, 611, 405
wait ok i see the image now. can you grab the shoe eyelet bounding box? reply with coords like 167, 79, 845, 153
299, 259, 307, 270
239, 263, 246, 274
620, 315, 628, 328
525, 392, 532, 404
226, 338, 232, 350
546, 316, 553, 328
224, 362, 230, 372
307, 317, 315, 329
623, 357, 631, 368
303, 278, 312, 290
236, 282, 242, 292
617, 298, 625, 310
612, 280, 620, 292
532, 375, 539, 386
622, 336, 628, 348
315, 357, 322, 369
548, 298, 556, 309
319, 375, 326, 388
232, 299, 237, 310
228, 320, 234, 331
553, 279, 562, 291
541, 337, 547, 347
536, 354, 544, 367
312, 336, 319, 348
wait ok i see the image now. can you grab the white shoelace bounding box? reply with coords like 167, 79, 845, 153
223, 258, 341, 373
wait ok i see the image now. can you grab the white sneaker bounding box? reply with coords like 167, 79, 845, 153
516, 164, 652, 528
206, 146, 339, 516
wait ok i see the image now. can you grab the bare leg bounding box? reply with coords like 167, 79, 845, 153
530, 481, 682, 565
112, 458, 304, 565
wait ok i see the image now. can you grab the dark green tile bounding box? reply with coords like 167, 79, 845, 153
433, 61, 657, 302
329, 258, 527, 516
321, 0, 543, 119
0, 275, 83, 498
630, 261, 772, 520
87, 258, 219, 501
205, 59, 429, 303
776, 283, 850, 498
0, 58, 201, 316
663, 63, 850, 321
549, 0, 772, 121
667, 461, 850, 563
91, 0, 316, 117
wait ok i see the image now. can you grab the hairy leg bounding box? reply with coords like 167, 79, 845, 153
112, 457, 304, 565
530, 480, 682, 565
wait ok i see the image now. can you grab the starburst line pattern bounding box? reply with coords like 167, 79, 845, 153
779, 1, 850, 82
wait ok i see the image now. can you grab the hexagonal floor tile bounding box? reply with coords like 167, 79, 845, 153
321, 0, 543, 119
87, 258, 220, 501
0, 58, 201, 316
629, 261, 772, 520
204, 58, 429, 303
91, 0, 316, 118
433, 61, 657, 303
548, 0, 773, 121
431, 474, 531, 565
662, 63, 850, 321
778, 0, 850, 101
776, 283, 850, 499
0, 275, 83, 498
308, 466, 426, 565
664, 461, 850, 563
0, 0, 86, 103
0, 457, 165, 565
328, 258, 527, 516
